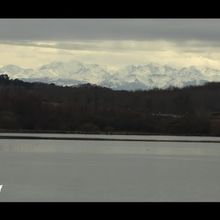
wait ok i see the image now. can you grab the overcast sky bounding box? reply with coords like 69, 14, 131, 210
1, 19, 220, 69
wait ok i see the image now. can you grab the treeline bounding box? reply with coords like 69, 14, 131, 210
0, 74, 220, 135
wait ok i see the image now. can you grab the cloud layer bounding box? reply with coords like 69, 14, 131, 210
0, 19, 220, 70
1, 19, 220, 42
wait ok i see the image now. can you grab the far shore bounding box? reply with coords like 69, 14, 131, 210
0, 130, 220, 143
0, 129, 219, 137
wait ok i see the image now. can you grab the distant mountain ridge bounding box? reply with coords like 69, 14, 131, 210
1, 61, 220, 90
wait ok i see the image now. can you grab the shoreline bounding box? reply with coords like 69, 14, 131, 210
0, 129, 219, 137
0, 134, 220, 143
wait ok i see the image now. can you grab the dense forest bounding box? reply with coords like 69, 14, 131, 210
0, 74, 220, 136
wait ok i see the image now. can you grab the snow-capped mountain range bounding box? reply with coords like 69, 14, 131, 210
1, 61, 220, 90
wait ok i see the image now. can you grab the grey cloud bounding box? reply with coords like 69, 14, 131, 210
0, 19, 220, 42
0, 40, 171, 52
2, 39, 220, 54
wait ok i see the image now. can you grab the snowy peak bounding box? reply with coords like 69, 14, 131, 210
0, 64, 25, 74
1, 61, 220, 90
36, 61, 109, 84
0, 65, 34, 79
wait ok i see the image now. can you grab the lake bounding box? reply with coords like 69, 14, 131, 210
0, 133, 220, 202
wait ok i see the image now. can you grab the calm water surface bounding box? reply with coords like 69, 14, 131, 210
0, 133, 220, 201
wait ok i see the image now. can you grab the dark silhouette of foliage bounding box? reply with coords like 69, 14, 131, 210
0, 74, 220, 135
